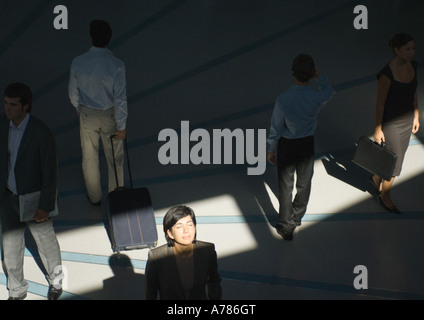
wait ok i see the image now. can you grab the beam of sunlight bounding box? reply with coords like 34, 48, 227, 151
262, 142, 424, 232
155, 193, 246, 218
183, 194, 259, 259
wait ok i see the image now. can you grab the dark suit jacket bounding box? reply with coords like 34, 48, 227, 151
145, 241, 222, 300
0, 114, 57, 213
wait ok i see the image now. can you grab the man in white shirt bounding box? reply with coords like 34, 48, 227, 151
68, 20, 128, 205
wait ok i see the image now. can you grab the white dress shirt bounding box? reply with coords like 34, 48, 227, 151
68, 46, 128, 130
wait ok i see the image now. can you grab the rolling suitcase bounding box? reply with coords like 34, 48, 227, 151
108, 135, 158, 252
352, 135, 398, 181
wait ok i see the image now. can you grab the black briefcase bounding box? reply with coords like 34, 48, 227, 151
352, 136, 397, 181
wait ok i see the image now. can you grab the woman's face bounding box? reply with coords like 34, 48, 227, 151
167, 215, 196, 246
395, 40, 415, 61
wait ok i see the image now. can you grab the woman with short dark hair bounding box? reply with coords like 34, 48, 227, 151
145, 205, 221, 300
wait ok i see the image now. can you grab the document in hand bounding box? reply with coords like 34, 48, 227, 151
19, 191, 59, 222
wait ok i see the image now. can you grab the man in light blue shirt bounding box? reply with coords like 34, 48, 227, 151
267, 54, 335, 240
68, 20, 128, 205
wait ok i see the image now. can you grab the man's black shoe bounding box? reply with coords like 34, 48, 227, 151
48, 286, 63, 300
87, 195, 101, 206
277, 228, 294, 241
8, 293, 27, 300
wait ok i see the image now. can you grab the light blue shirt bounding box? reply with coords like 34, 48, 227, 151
7, 113, 30, 195
68, 47, 128, 130
267, 75, 335, 152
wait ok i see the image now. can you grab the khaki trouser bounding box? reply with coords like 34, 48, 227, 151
79, 105, 124, 203
1, 190, 62, 298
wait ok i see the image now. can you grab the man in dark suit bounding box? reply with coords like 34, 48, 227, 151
0, 83, 63, 300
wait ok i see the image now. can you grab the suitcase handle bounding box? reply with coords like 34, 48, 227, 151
110, 135, 133, 190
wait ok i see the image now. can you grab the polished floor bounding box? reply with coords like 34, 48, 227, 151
0, 0, 423, 300
1, 137, 424, 300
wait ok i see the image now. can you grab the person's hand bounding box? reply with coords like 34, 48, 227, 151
373, 128, 385, 144
33, 209, 50, 223
412, 117, 420, 134
267, 152, 276, 165
114, 129, 126, 140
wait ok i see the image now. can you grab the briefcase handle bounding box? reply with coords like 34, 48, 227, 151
372, 139, 386, 149
110, 135, 133, 190
358, 135, 386, 149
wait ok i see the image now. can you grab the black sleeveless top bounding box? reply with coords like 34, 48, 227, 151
377, 60, 418, 123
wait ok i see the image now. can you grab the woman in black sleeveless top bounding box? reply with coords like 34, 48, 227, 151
371, 33, 419, 213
